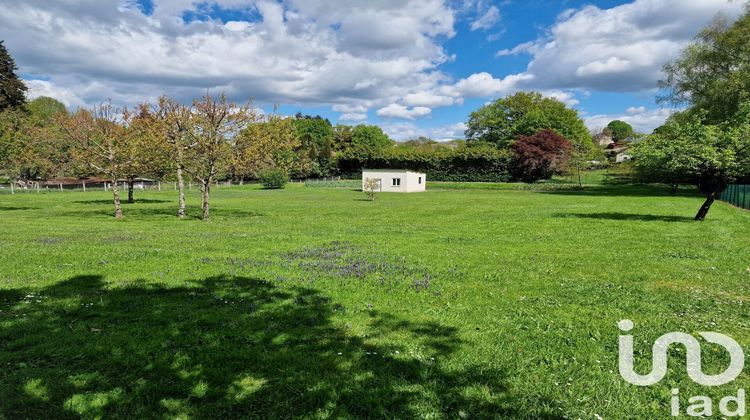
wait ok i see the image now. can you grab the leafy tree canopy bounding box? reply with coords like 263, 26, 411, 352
0, 41, 27, 111
0, 108, 25, 173
293, 113, 334, 176
332, 124, 353, 153
348, 124, 393, 155
606, 120, 634, 142
395, 137, 455, 152
634, 104, 750, 218
465, 91, 592, 150
293, 114, 333, 148
631, 116, 705, 189
237, 115, 309, 179
25, 97, 67, 125
510, 129, 573, 182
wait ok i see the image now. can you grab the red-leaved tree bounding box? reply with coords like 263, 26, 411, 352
511, 129, 573, 182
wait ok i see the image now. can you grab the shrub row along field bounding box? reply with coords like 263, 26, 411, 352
1, 184, 749, 418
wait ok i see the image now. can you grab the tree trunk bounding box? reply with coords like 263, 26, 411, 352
127, 179, 135, 204
111, 178, 123, 219
176, 165, 186, 219
694, 182, 727, 221
10, 181, 15, 195
201, 180, 211, 220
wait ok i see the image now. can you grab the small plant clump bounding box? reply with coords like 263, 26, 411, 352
410, 274, 432, 292
259, 169, 290, 189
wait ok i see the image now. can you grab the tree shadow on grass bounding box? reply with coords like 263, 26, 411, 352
61, 206, 265, 220
0, 206, 37, 211
73, 199, 172, 205
118, 207, 265, 220
539, 184, 700, 198
554, 212, 695, 222
0, 275, 561, 419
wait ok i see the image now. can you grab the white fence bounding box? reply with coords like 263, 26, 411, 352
0, 177, 346, 193
0, 180, 164, 193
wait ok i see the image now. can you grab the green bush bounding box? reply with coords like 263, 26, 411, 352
258, 169, 289, 189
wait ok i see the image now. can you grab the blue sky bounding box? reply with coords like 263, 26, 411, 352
1, 0, 745, 139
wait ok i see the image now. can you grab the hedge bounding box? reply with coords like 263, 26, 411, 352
336, 147, 512, 182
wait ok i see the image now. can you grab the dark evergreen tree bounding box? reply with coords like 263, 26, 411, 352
0, 40, 27, 111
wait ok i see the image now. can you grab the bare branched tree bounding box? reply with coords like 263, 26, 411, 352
183, 93, 259, 220
151, 97, 196, 218
363, 178, 380, 201
120, 104, 171, 204
59, 102, 129, 219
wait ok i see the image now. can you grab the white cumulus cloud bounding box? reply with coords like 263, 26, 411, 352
382, 122, 467, 141
1, 0, 458, 110
497, 0, 745, 92
403, 91, 456, 107
339, 113, 368, 122
447, 72, 534, 98
376, 103, 432, 120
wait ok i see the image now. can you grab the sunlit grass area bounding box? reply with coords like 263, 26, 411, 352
1, 181, 749, 418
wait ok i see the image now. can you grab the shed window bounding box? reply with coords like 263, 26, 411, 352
392, 178, 401, 187
418, 177, 422, 184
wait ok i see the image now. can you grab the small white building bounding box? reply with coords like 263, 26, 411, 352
362, 169, 426, 193
615, 151, 633, 163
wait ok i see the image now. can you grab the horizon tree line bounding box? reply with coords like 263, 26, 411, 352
0, 92, 400, 220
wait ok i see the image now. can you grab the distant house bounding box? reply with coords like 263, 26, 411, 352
362, 169, 426, 193
614, 151, 632, 163
606, 142, 632, 163
595, 132, 615, 147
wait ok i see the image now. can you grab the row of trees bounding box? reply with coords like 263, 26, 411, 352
1, 95, 270, 219
0, 94, 400, 220
633, 6, 750, 220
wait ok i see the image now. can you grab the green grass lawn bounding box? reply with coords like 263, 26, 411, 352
1, 182, 749, 418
